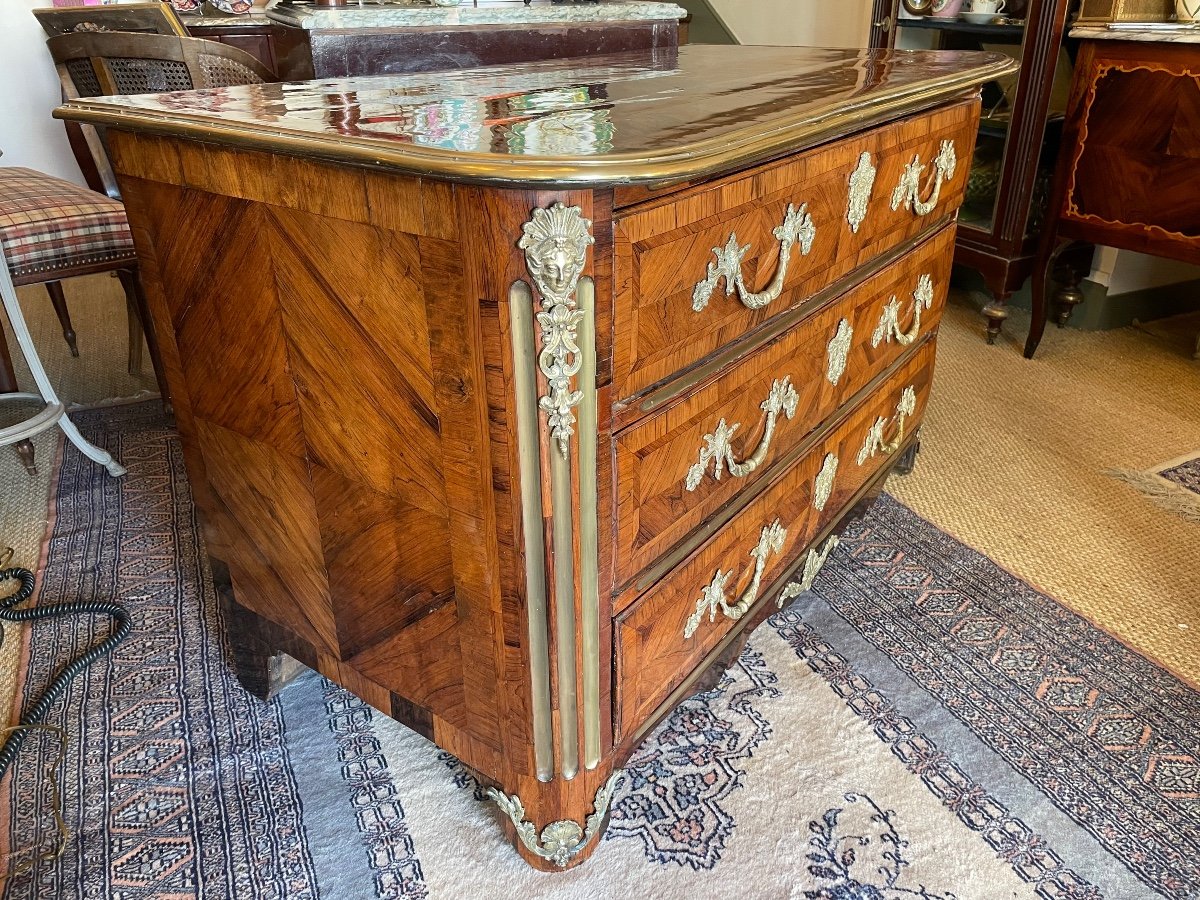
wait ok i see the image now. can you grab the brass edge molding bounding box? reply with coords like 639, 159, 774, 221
632, 218, 955, 416
509, 280, 555, 782
576, 277, 601, 771
487, 773, 620, 868
56, 61, 1015, 187
519, 203, 598, 781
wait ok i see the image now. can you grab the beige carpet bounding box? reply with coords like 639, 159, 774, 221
0, 273, 156, 722
1, 275, 1197, 717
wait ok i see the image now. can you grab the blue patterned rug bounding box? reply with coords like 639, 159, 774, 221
3, 402, 1198, 899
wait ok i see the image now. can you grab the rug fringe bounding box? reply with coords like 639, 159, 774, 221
1105, 468, 1200, 524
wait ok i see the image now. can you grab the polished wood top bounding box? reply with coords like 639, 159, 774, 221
57, 45, 1015, 187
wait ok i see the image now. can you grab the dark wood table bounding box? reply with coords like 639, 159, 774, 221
1026, 29, 1200, 358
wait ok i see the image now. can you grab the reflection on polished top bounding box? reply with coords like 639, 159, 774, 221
57, 45, 1016, 187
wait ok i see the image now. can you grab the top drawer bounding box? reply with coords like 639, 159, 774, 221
612, 98, 979, 404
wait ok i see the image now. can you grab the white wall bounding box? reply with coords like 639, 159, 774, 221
707, 0, 874, 48
0, 0, 85, 183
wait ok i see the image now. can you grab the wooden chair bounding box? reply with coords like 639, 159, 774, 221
0, 166, 131, 477
48, 31, 275, 100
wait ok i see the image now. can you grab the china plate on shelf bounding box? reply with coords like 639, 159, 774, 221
961, 11, 1003, 23
208, 0, 254, 12
167, 0, 203, 11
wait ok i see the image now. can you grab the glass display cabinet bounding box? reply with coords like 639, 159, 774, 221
869, 0, 1077, 342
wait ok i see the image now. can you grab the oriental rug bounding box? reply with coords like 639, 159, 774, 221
2, 402, 1198, 900
1108, 451, 1200, 525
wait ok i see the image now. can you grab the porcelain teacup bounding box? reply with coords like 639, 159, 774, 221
930, 0, 966, 18
968, 0, 1006, 12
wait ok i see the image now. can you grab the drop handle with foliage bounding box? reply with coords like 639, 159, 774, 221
857, 387, 918, 465
684, 520, 788, 639
890, 140, 957, 218
691, 203, 816, 313
871, 274, 935, 348
685, 377, 800, 492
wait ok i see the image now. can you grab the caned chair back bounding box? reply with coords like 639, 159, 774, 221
48, 31, 274, 97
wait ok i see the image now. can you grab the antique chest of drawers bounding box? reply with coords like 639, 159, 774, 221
59, 45, 1013, 870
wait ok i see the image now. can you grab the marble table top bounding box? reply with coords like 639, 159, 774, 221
186, 13, 273, 27
268, 0, 686, 31
1071, 24, 1200, 43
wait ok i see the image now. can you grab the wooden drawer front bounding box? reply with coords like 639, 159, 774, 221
615, 341, 936, 739
614, 224, 953, 587
613, 99, 977, 403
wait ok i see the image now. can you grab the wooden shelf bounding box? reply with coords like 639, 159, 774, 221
897, 16, 1025, 41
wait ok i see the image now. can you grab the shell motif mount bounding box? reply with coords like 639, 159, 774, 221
846, 152, 877, 234
692, 203, 816, 313
684, 520, 788, 638
890, 140, 957, 218
487, 773, 620, 868
872, 274, 934, 349
519, 203, 595, 457
686, 377, 800, 491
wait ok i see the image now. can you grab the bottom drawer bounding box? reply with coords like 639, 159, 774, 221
615, 340, 937, 740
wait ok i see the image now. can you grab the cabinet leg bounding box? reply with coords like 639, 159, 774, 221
1053, 263, 1085, 328
982, 294, 1011, 345
488, 767, 619, 871
893, 434, 921, 476
211, 557, 307, 701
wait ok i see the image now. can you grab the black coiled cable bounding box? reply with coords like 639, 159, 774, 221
0, 566, 132, 778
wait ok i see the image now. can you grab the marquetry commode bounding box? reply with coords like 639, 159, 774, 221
58, 45, 1013, 870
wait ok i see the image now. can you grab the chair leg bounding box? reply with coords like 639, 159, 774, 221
124, 284, 143, 375
1025, 237, 1072, 359
0, 261, 124, 478
45, 280, 79, 357
117, 269, 171, 415
0, 324, 36, 474
14, 439, 37, 475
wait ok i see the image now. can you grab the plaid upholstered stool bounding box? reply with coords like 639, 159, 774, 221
0, 167, 138, 477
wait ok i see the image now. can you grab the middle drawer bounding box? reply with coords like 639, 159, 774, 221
613, 223, 953, 588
